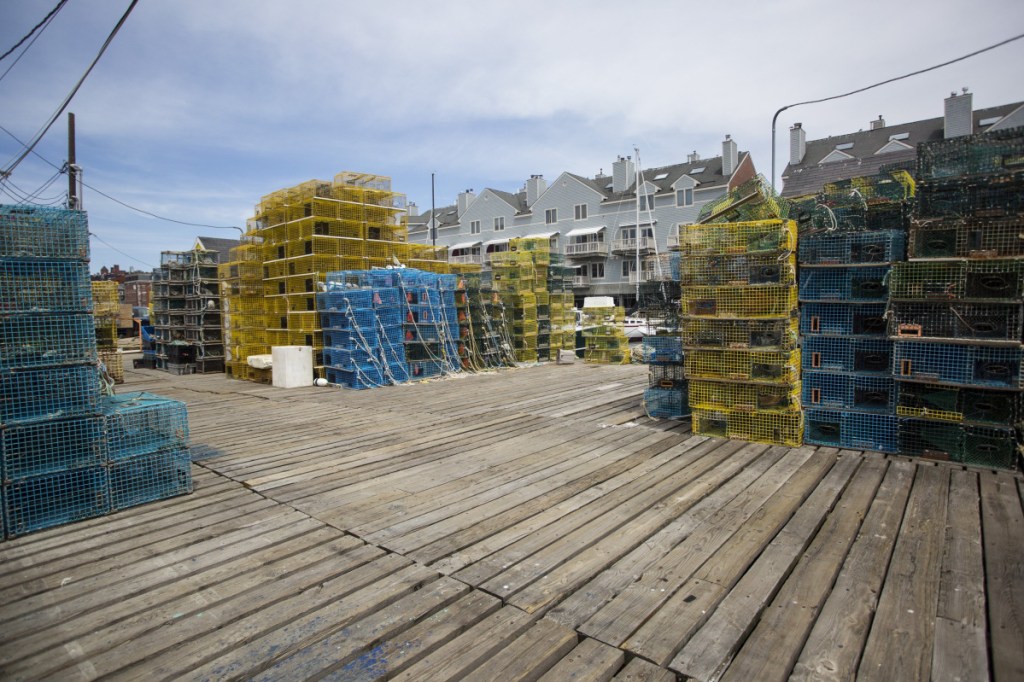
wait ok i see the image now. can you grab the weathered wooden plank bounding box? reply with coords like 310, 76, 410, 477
857, 464, 950, 681
535, 636, 624, 682
980, 471, 1024, 682
789, 459, 916, 681
390, 606, 538, 682
578, 445, 820, 645
52, 547, 397, 680
239, 576, 469, 680
0, 531, 363, 679
460, 618, 578, 682
623, 447, 844, 665
322, 591, 502, 682
677, 456, 885, 682
463, 438, 753, 594
931, 469, 988, 682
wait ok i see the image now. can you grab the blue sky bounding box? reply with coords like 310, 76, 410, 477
2, 0, 1023, 272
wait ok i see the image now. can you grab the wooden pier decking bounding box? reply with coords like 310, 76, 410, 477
1, 360, 1022, 681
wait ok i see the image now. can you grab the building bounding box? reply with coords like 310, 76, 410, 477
781, 90, 1024, 198
408, 138, 756, 309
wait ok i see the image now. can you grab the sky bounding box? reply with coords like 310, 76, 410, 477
2, 0, 1023, 272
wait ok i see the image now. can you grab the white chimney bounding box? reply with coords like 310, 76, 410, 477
870, 115, 886, 130
612, 155, 635, 193
686, 150, 701, 164
457, 189, 475, 216
722, 135, 738, 177
790, 123, 806, 165
945, 88, 973, 139
407, 201, 418, 217
526, 175, 547, 206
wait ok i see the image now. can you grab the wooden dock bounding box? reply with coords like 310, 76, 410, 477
1, 361, 1021, 681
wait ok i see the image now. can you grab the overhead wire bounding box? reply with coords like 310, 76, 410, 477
0, 0, 69, 63
2, 0, 138, 178
0, 2, 66, 84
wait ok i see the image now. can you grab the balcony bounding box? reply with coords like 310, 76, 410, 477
611, 236, 655, 255
449, 253, 482, 265
666, 233, 681, 250
572, 275, 592, 288
565, 241, 610, 258
628, 269, 662, 285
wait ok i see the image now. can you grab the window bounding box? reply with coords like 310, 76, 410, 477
493, 216, 505, 231
470, 220, 481, 234
574, 203, 588, 220
622, 260, 636, 277
676, 188, 693, 207
590, 262, 605, 278
545, 208, 557, 224
640, 194, 655, 211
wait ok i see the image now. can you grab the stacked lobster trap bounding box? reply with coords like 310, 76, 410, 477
890, 127, 1024, 469
679, 205, 803, 445
796, 170, 914, 453
1, 206, 191, 539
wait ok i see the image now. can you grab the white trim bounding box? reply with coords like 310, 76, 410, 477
566, 226, 606, 237
483, 238, 510, 246
526, 231, 559, 239
449, 241, 482, 251
875, 139, 913, 155
820, 149, 855, 164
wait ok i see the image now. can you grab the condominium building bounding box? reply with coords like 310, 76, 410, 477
408, 137, 757, 308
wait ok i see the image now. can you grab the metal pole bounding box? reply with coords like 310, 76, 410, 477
430, 172, 436, 247
67, 112, 78, 209
770, 105, 789, 193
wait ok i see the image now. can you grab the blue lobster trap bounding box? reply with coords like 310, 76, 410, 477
0, 206, 90, 260
799, 302, 888, 337
1, 415, 106, 481
0, 364, 102, 424
108, 448, 192, 511
3, 466, 109, 537
802, 371, 896, 413
643, 386, 691, 419
0, 313, 98, 370
798, 265, 890, 302
642, 335, 684, 364
803, 408, 899, 453
894, 341, 1024, 389
802, 336, 893, 374
798, 230, 906, 265
0, 260, 93, 313
101, 392, 189, 461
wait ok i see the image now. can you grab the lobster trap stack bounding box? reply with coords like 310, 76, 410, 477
1, 205, 192, 540
152, 247, 225, 374
253, 173, 446, 380
547, 259, 577, 360
581, 301, 630, 365
680, 217, 802, 446
890, 127, 1024, 469
92, 280, 123, 383
220, 235, 271, 383
491, 250, 540, 362
797, 170, 913, 453
318, 268, 461, 388
450, 265, 516, 370
639, 253, 685, 418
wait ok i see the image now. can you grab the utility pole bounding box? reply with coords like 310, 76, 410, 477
67, 112, 81, 209
430, 172, 436, 247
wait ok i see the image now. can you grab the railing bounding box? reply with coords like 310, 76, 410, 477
565, 241, 611, 257
612, 237, 654, 254
449, 253, 483, 265
572, 275, 592, 287
666, 233, 681, 250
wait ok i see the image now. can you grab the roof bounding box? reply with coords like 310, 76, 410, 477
407, 204, 460, 230
572, 153, 746, 204
195, 236, 241, 260
490, 189, 529, 214
781, 101, 1024, 197
566, 225, 605, 237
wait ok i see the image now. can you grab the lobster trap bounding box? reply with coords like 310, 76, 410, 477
680, 252, 796, 287
799, 302, 888, 337
888, 300, 1024, 344
915, 173, 1024, 221
683, 285, 798, 318
803, 408, 899, 453
681, 317, 799, 350
802, 371, 896, 413
643, 386, 690, 419
896, 381, 1023, 425
898, 418, 1019, 469
692, 407, 803, 447
0, 206, 90, 260
802, 336, 893, 374
798, 230, 906, 265
908, 217, 1024, 260
649, 363, 686, 389
684, 348, 800, 384
688, 379, 800, 413
889, 259, 1024, 301
641, 335, 683, 364
894, 341, 1024, 389
678, 219, 796, 256
916, 127, 1024, 181
798, 265, 890, 302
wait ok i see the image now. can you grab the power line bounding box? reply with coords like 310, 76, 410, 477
770, 30, 1024, 189
89, 231, 156, 269
0, 2, 64, 84
0, 123, 243, 232
0, 0, 69, 63
1, 0, 138, 179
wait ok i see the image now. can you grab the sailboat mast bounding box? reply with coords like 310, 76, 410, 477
634, 146, 641, 305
